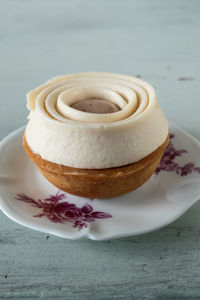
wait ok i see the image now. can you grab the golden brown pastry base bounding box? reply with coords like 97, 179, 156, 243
23, 134, 169, 199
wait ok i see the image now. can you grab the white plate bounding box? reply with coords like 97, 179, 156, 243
0, 123, 200, 240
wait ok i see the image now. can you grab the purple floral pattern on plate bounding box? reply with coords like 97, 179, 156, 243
155, 133, 200, 176
15, 191, 112, 230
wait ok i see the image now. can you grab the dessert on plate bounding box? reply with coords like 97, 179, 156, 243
24, 72, 169, 198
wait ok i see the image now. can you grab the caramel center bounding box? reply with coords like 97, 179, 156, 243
71, 99, 121, 114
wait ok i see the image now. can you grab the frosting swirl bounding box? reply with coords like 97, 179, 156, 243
25, 72, 168, 169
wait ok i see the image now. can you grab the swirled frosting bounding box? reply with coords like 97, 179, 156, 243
25, 72, 168, 169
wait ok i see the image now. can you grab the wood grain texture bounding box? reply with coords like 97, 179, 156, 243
1, 213, 200, 299
0, 0, 200, 298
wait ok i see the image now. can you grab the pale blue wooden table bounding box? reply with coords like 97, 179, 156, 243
0, 0, 200, 299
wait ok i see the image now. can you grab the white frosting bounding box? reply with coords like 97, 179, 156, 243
25, 72, 168, 169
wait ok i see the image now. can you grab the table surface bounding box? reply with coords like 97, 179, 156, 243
0, 0, 200, 299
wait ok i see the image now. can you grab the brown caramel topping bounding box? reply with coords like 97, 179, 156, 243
71, 99, 120, 114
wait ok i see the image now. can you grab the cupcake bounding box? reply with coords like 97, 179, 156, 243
24, 72, 169, 198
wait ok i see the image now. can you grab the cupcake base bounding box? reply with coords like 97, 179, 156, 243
23, 134, 169, 199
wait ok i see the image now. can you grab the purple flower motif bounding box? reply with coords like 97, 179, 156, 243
15, 191, 112, 230
81, 203, 93, 214
155, 134, 200, 176
180, 163, 195, 176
